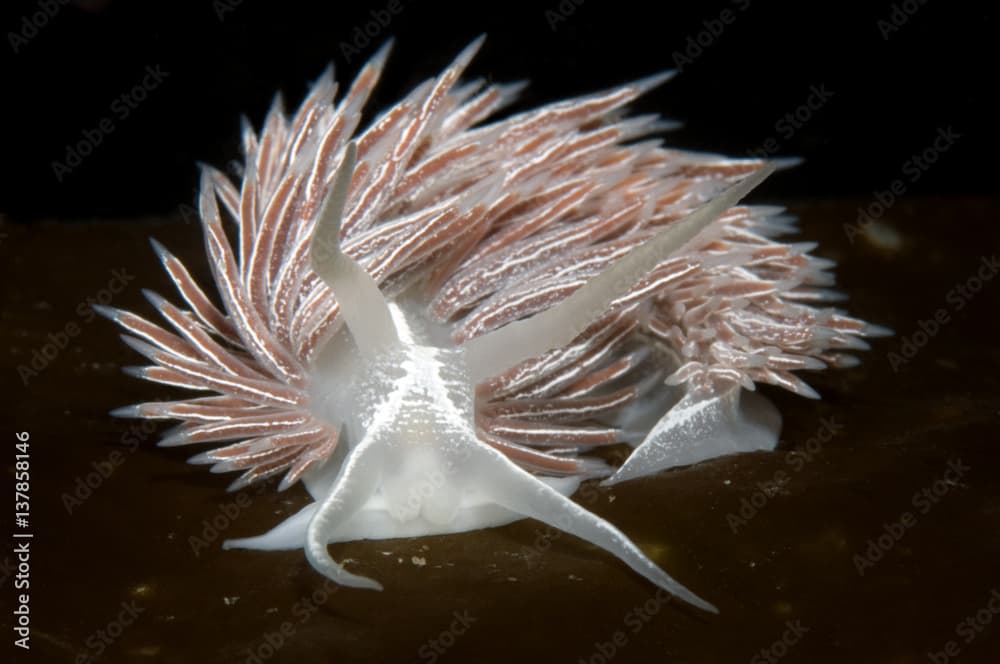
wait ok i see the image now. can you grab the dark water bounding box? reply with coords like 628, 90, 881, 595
2, 197, 998, 663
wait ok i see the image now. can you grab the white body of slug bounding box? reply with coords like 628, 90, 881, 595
227, 300, 718, 609
219, 143, 780, 612
104, 39, 886, 614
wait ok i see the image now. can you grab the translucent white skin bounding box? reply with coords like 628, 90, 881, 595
224, 145, 780, 613
606, 387, 781, 485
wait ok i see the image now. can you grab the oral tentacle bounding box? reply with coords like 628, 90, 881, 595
304, 437, 386, 590
458, 438, 717, 613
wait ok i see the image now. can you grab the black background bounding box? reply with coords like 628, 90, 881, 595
0, 0, 994, 221
2, 5, 1000, 663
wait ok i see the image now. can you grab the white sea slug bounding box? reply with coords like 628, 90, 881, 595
100, 37, 886, 612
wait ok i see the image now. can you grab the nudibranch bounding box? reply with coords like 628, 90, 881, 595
101, 37, 886, 612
